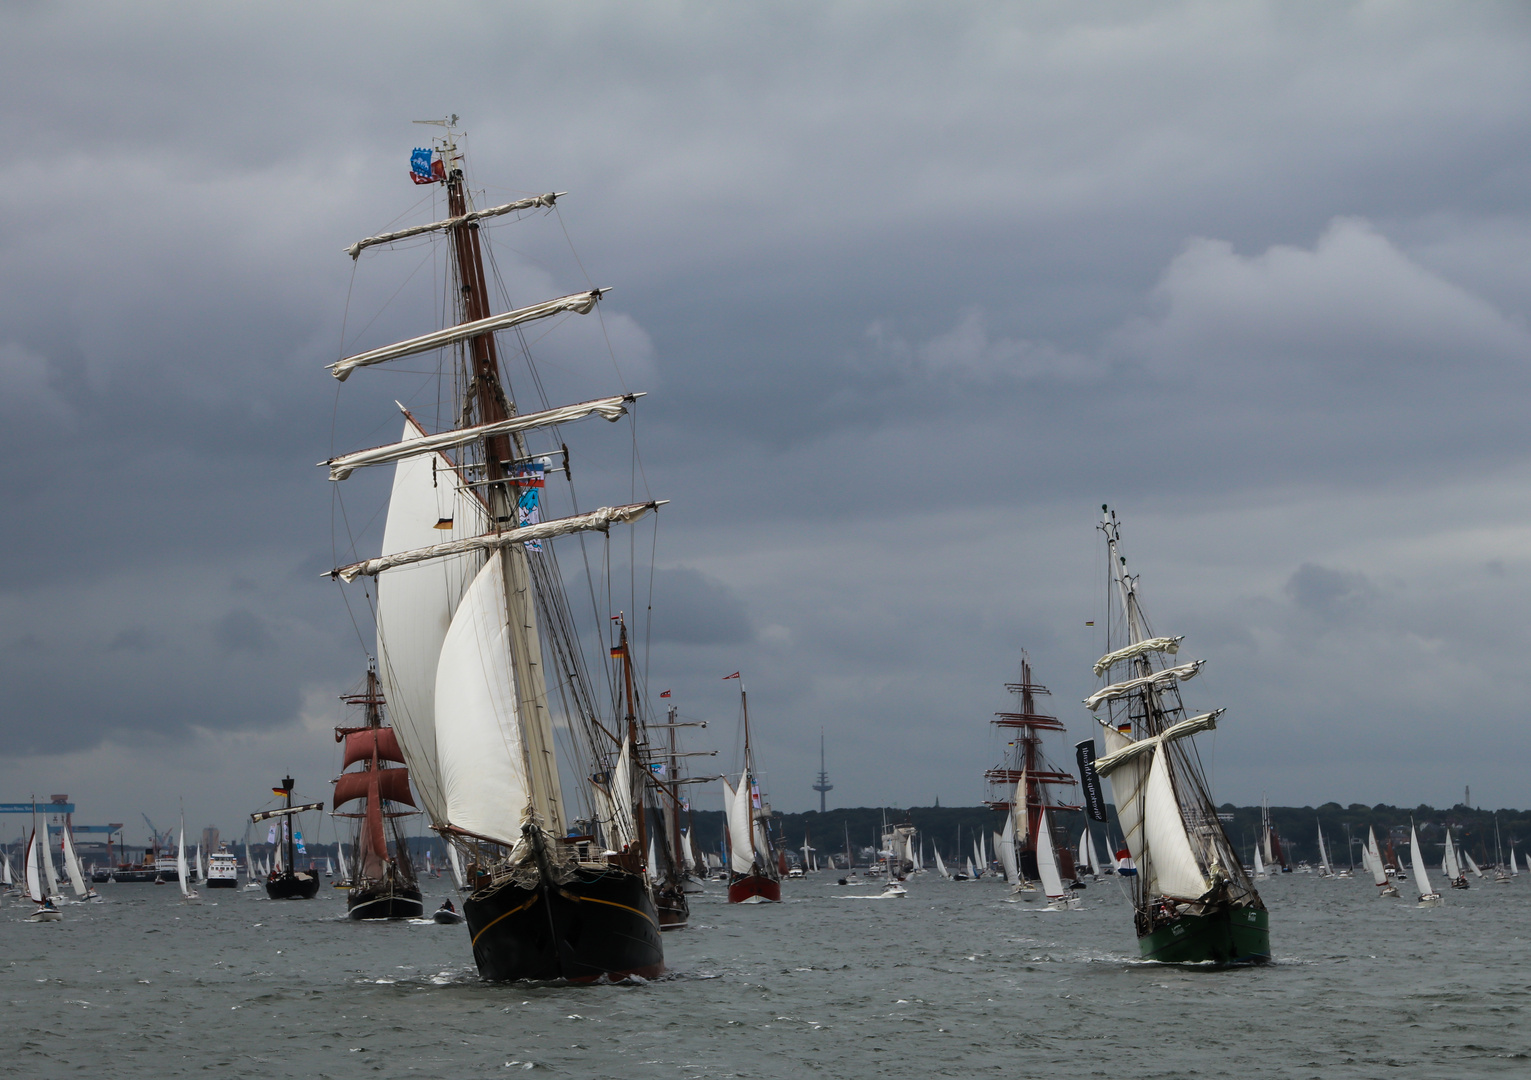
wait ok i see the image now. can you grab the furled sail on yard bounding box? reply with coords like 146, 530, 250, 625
1088, 507, 1267, 963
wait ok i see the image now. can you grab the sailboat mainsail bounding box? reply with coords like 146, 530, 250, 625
177, 820, 199, 904
1365, 826, 1399, 896
1411, 822, 1442, 906
60, 825, 92, 900
327, 125, 666, 980
1089, 507, 1267, 963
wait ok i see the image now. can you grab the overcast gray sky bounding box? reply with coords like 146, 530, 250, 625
3, 2, 1530, 841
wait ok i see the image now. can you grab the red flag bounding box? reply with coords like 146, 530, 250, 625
722, 672, 740, 680
660, 690, 671, 698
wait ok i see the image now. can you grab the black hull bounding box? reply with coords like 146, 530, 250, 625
265, 871, 320, 900
205, 878, 238, 889
348, 880, 424, 920
464, 865, 664, 982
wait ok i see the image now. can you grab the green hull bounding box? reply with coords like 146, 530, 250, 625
1140, 905, 1269, 965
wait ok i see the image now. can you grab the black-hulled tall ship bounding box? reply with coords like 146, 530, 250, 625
324, 121, 666, 981
1088, 507, 1269, 964
333, 662, 423, 919
251, 778, 323, 900
723, 680, 782, 904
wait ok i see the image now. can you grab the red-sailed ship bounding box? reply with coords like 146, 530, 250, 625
333, 661, 423, 920
723, 679, 782, 903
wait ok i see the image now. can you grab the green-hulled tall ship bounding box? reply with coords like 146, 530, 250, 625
1088, 507, 1269, 964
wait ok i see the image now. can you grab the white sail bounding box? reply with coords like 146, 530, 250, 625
1100, 720, 1149, 885
331, 289, 605, 380
346, 193, 562, 258
966, 856, 978, 878
1410, 823, 1437, 899
1253, 842, 1265, 878
1, 850, 11, 886
1511, 847, 1520, 876
1366, 827, 1388, 886
1084, 661, 1203, 711
61, 827, 88, 898
433, 551, 536, 847
998, 816, 1019, 885
196, 844, 204, 882
25, 832, 43, 903
1093, 636, 1184, 677
723, 777, 755, 875
325, 395, 641, 480
374, 417, 488, 828
40, 825, 61, 898
608, 736, 637, 852
1317, 824, 1331, 875
176, 826, 190, 898
446, 841, 466, 888
1035, 811, 1067, 899
972, 835, 983, 872
646, 835, 660, 883
1443, 834, 1460, 880
1141, 746, 1212, 899
1465, 849, 1484, 878
334, 500, 665, 583
981, 831, 989, 868
336, 842, 350, 881
933, 846, 949, 879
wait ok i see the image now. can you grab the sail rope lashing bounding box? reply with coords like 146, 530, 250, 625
1084, 661, 1203, 712
345, 193, 563, 259
328, 501, 667, 583
329, 289, 607, 381
323, 393, 642, 480
1093, 636, 1184, 677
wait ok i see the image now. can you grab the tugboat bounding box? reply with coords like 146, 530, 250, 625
251, 777, 322, 900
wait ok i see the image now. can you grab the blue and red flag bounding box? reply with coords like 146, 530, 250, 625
410, 147, 445, 185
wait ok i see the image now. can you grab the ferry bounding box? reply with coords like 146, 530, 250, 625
206, 848, 239, 888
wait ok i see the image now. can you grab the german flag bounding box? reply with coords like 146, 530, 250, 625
610, 644, 627, 658
272, 787, 290, 796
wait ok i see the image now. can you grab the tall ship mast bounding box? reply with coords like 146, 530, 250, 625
326, 121, 666, 980
723, 678, 782, 903
1089, 507, 1269, 963
984, 654, 1083, 908
251, 778, 323, 900
333, 660, 422, 919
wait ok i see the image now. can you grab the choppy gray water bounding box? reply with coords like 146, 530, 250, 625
7, 871, 1531, 1078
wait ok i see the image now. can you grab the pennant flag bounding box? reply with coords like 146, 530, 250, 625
659, 690, 671, 698
723, 671, 740, 680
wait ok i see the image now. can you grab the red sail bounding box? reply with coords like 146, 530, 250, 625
343, 728, 406, 769
333, 767, 415, 810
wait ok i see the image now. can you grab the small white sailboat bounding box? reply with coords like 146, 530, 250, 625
177, 820, 200, 905
1366, 827, 1399, 897
1035, 809, 1082, 910
932, 846, 950, 879
1253, 842, 1267, 880
1443, 832, 1468, 889
1411, 821, 1442, 907
965, 856, 979, 880
24, 829, 61, 922
1464, 848, 1485, 880
38, 823, 65, 903
1316, 821, 1333, 878
61, 824, 100, 902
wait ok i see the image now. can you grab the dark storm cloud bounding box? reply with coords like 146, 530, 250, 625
1, 2, 1530, 828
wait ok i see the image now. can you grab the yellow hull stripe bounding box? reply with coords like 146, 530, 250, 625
470, 893, 540, 948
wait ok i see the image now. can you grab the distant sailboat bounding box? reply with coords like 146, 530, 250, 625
1444, 833, 1469, 889
1365, 827, 1399, 897
24, 825, 61, 922
61, 824, 100, 902
933, 846, 950, 879
177, 818, 200, 905
1253, 842, 1266, 880
1316, 821, 1333, 878
1036, 809, 1082, 910
1464, 848, 1485, 880
723, 679, 782, 904
1411, 821, 1442, 907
